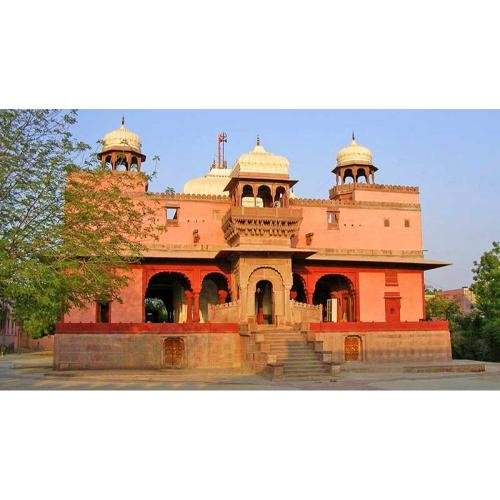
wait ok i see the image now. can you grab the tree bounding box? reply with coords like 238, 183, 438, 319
0, 110, 163, 337
450, 242, 500, 361
471, 241, 500, 320
426, 293, 462, 321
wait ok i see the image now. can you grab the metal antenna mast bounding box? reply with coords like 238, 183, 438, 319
217, 132, 228, 168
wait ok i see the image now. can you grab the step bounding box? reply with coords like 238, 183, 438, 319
281, 375, 333, 381
277, 354, 320, 360
277, 355, 320, 361
283, 366, 330, 374
281, 359, 324, 366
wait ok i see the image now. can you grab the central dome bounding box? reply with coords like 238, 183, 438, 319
183, 167, 232, 196
336, 137, 373, 167
101, 118, 142, 153
232, 138, 289, 176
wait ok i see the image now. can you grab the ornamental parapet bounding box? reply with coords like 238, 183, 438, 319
151, 192, 230, 202
290, 198, 420, 210
330, 183, 419, 195
222, 206, 303, 247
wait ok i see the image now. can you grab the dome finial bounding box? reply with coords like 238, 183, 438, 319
352, 131, 356, 143
256, 134, 260, 146
121, 115, 125, 127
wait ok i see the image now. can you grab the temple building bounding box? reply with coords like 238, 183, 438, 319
55, 121, 452, 378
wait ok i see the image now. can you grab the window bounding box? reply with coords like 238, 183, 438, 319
384, 218, 390, 227
97, 302, 110, 323
327, 211, 339, 229
212, 210, 221, 220
404, 219, 410, 228
385, 270, 398, 286
166, 206, 179, 226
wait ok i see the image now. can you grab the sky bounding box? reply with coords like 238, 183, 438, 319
74, 110, 500, 291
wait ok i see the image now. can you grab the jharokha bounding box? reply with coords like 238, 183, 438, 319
55, 121, 452, 377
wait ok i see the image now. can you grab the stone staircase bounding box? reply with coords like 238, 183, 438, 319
263, 330, 332, 381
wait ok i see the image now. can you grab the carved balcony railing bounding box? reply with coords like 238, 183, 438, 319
221, 206, 303, 247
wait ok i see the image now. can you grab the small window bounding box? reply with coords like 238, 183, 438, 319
384, 218, 390, 227
212, 210, 221, 220
166, 206, 179, 226
97, 302, 110, 323
404, 219, 410, 228
327, 211, 339, 229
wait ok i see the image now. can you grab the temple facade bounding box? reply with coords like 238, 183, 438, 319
54, 121, 452, 377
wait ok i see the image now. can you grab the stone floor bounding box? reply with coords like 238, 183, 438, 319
1, 352, 500, 390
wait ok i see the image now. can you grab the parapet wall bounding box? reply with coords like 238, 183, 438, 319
307, 321, 451, 364
54, 323, 241, 370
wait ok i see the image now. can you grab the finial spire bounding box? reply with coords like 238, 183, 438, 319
256, 134, 260, 146
121, 115, 125, 126
352, 131, 355, 142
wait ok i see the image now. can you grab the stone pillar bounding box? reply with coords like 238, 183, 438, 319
306, 290, 313, 305
184, 290, 193, 323
193, 291, 200, 323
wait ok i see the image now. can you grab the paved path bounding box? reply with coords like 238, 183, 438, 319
1, 352, 500, 390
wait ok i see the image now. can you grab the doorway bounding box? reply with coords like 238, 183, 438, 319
163, 337, 185, 368
344, 336, 362, 361
255, 280, 274, 325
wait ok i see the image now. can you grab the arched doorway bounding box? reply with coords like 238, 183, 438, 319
291, 273, 306, 303
313, 274, 356, 322
255, 280, 274, 325
257, 185, 273, 208
145, 272, 192, 323
199, 272, 230, 322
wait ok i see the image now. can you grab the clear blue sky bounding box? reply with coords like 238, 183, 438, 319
74, 110, 500, 290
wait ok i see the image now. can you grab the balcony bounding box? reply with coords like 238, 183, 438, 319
222, 206, 303, 247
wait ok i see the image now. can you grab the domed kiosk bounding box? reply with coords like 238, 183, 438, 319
98, 117, 146, 171
333, 134, 377, 184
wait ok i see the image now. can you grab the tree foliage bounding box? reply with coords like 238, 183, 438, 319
449, 242, 500, 361
0, 109, 162, 337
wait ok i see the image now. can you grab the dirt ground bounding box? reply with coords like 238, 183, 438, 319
1, 352, 500, 390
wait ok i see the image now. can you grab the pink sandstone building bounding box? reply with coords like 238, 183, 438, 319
55, 121, 452, 378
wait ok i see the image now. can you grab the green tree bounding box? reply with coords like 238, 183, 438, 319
471, 241, 500, 320
0, 109, 162, 337
451, 242, 500, 361
426, 294, 462, 322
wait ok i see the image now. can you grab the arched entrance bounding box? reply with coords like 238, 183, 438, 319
145, 272, 192, 323
291, 273, 307, 302
313, 274, 356, 322
255, 280, 274, 325
199, 272, 230, 322
246, 266, 286, 326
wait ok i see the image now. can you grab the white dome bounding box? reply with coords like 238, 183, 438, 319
336, 137, 373, 167
183, 168, 232, 196
101, 119, 142, 153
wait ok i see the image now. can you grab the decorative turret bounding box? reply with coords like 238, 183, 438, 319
224, 137, 296, 208
98, 117, 146, 171
332, 133, 377, 185
221, 137, 302, 247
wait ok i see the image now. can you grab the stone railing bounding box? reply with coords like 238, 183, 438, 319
290, 300, 322, 324
208, 300, 240, 323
